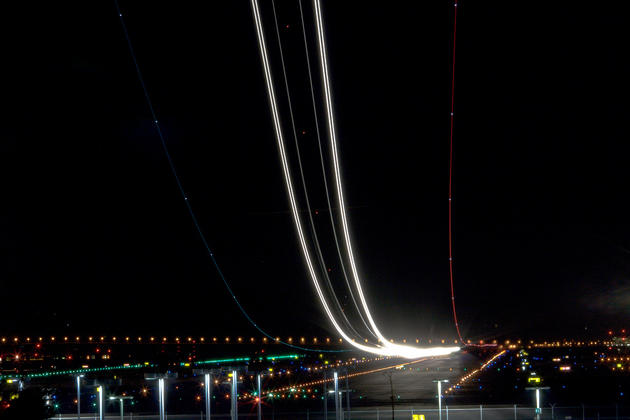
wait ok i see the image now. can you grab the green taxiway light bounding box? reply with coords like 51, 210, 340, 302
2, 353, 304, 380
191, 357, 251, 366
0, 363, 149, 381
266, 354, 301, 361
189, 354, 302, 367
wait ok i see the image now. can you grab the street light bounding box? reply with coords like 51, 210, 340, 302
433, 379, 449, 420
525, 386, 550, 419
109, 396, 133, 420
158, 378, 166, 420
334, 371, 341, 420
97, 386, 104, 420
144, 372, 177, 420
76, 375, 84, 420
205, 373, 212, 420
231, 370, 238, 420
256, 373, 262, 420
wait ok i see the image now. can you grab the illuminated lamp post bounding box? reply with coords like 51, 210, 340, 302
256, 373, 262, 420
205, 373, 212, 420
432, 379, 449, 420
231, 369, 238, 420
158, 378, 165, 420
76, 375, 83, 420
334, 371, 341, 420
109, 395, 133, 420
145, 372, 176, 420
526, 386, 550, 419
97, 385, 104, 420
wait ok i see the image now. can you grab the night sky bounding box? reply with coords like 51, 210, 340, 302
8, 1, 629, 340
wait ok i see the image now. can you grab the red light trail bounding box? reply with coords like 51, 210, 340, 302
448, 1, 465, 345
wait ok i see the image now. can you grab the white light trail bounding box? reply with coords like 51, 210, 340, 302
251, 0, 385, 356
251, 0, 458, 359
296, 0, 377, 338
270, 0, 365, 341
312, 0, 386, 343
312, 0, 459, 358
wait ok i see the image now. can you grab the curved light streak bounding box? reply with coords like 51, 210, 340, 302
114, 0, 344, 354
296, 0, 377, 339
252, 0, 458, 359
269, 0, 365, 341
251, 0, 383, 356
311, 0, 459, 358
311, 0, 389, 347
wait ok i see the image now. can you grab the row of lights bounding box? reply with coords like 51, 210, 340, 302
444, 350, 507, 395
266, 357, 429, 395
529, 340, 628, 347
602, 356, 630, 361
0, 363, 149, 381
4, 336, 623, 349
600, 355, 630, 371
0, 336, 463, 345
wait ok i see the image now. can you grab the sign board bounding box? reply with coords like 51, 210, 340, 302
412, 415, 426, 420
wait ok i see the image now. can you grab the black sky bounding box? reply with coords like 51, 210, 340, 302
8, 1, 629, 340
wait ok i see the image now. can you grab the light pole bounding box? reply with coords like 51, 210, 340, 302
256, 373, 262, 420
76, 376, 82, 420
97, 386, 104, 420
323, 371, 327, 420
204, 373, 211, 420
345, 369, 351, 420
158, 378, 166, 420
526, 386, 550, 420
109, 396, 133, 420
433, 379, 449, 420
231, 370, 238, 420
145, 372, 176, 420
333, 371, 340, 420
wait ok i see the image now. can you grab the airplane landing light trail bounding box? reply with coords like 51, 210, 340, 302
251, 0, 459, 359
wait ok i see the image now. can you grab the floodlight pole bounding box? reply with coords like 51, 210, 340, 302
334, 371, 340, 420
158, 378, 166, 420
257, 373, 262, 420
526, 386, 550, 420
97, 385, 104, 420
145, 373, 174, 420
433, 379, 449, 420
323, 371, 328, 420
76, 376, 81, 420
438, 381, 442, 419
345, 368, 351, 419
110, 395, 133, 420
231, 370, 238, 420
204, 374, 211, 420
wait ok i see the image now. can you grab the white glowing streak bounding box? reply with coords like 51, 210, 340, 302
311, 0, 388, 346
312, 0, 454, 358
251, 0, 383, 355
252, 0, 458, 359
311, 0, 385, 341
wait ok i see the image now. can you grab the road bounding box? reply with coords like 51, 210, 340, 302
345, 352, 478, 405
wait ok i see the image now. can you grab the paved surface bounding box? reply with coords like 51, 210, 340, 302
346, 352, 479, 405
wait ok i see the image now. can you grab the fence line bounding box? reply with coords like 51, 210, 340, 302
54, 404, 629, 420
